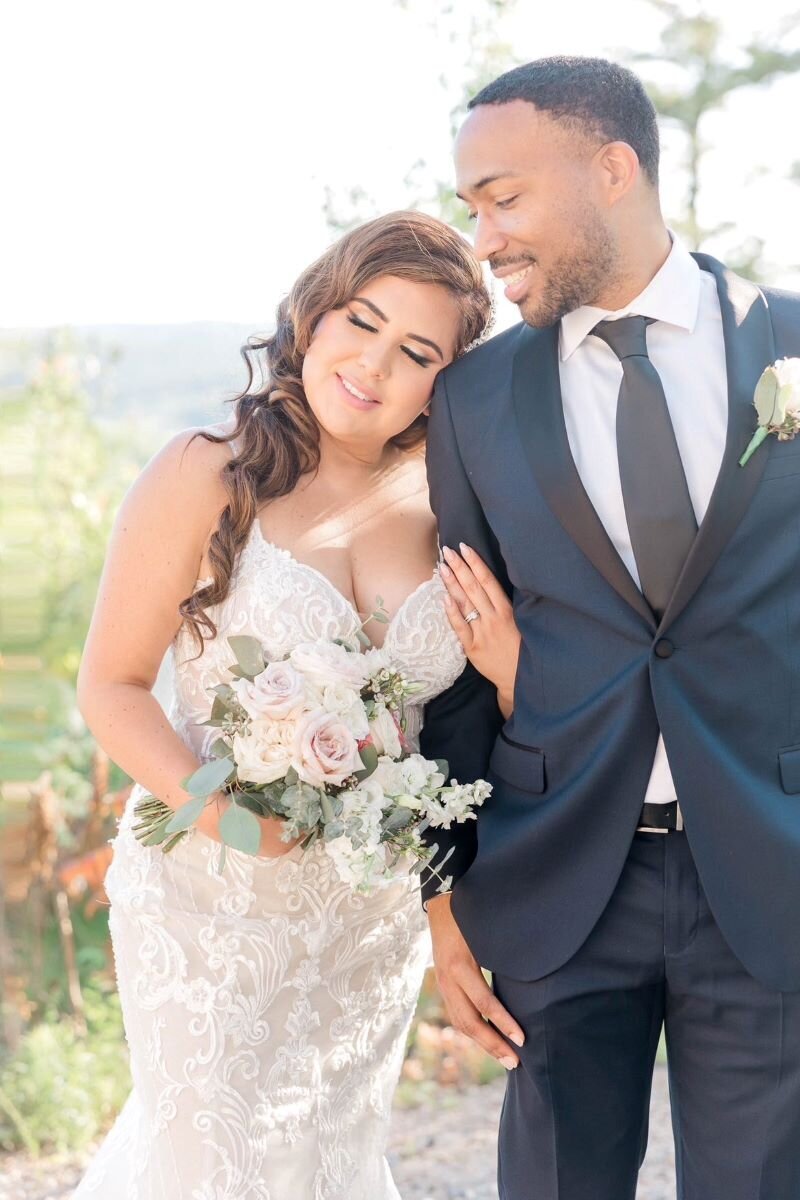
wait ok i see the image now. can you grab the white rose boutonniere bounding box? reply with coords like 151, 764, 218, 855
739, 357, 800, 466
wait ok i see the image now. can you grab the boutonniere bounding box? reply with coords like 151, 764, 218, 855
739, 357, 800, 467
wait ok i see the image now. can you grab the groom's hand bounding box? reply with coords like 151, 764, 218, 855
427, 893, 524, 1069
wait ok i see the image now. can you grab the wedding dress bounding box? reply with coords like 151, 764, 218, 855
73, 520, 464, 1200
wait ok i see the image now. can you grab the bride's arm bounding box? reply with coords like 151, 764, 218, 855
76, 430, 292, 857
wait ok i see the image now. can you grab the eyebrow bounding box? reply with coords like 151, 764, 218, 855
455, 171, 521, 201
351, 296, 444, 361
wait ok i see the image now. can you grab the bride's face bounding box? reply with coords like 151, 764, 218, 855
301, 274, 461, 452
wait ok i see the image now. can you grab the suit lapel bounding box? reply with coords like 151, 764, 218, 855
657, 254, 776, 633
512, 322, 656, 628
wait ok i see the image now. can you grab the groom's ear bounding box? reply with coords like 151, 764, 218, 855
423, 404, 431, 417
596, 140, 640, 207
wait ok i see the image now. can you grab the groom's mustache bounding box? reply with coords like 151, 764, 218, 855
489, 255, 537, 276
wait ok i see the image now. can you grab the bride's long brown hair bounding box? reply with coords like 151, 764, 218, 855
180, 211, 492, 651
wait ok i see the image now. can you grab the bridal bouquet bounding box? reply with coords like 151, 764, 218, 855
133, 617, 490, 894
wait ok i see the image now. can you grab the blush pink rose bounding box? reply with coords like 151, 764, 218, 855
291, 709, 363, 788
232, 661, 306, 720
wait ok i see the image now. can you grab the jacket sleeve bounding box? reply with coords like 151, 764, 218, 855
419, 367, 508, 906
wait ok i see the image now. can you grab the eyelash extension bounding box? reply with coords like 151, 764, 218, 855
347, 312, 432, 368
347, 312, 378, 333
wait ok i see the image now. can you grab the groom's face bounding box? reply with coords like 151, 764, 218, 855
455, 100, 618, 327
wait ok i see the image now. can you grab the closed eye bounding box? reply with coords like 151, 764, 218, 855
496, 195, 519, 209
347, 312, 378, 334
401, 346, 433, 368
348, 311, 432, 368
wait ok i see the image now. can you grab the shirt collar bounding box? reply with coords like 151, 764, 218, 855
559, 234, 702, 363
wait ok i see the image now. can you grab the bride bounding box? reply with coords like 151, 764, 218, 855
73, 212, 493, 1199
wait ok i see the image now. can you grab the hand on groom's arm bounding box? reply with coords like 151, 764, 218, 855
427, 893, 525, 1070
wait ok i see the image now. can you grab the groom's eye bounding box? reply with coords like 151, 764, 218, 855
496, 195, 519, 209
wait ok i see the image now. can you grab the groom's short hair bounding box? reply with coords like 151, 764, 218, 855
469, 57, 660, 187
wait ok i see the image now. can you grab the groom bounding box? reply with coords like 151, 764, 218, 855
421, 56, 800, 1199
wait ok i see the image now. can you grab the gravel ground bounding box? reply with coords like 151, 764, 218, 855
0, 1065, 674, 1200
389, 1062, 675, 1199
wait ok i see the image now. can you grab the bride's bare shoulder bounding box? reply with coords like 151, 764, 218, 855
123, 422, 235, 539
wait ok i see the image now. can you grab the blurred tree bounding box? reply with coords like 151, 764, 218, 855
0, 337, 142, 784
324, 0, 520, 235
630, 2, 800, 278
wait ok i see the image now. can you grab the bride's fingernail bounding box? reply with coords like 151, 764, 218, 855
509, 1031, 525, 1047
500, 1056, 518, 1071
440, 562, 452, 577
460, 542, 472, 556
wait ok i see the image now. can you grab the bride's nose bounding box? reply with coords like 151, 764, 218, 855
357, 344, 390, 380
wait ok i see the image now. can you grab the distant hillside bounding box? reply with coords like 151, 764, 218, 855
0, 322, 265, 435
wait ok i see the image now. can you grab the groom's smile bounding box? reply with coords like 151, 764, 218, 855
454, 99, 628, 327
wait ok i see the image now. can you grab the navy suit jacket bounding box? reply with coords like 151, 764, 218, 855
420, 254, 800, 992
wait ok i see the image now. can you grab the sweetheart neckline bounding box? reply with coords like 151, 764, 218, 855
245, 521, 441, 638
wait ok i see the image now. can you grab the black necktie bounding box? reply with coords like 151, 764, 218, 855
592, 316, 697, 618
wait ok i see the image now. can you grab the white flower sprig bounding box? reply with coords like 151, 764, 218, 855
739, 357, 800, 467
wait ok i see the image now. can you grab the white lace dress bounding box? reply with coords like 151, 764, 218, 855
74, 522, 464, 1200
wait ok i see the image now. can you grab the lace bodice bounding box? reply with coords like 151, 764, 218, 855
75, 519, 465, 1200
170, 520, 465, 759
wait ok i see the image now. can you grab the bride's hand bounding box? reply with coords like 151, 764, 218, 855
440, 544, 520, 716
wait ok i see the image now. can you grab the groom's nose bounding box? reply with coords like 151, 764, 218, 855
472, 212, 507, 262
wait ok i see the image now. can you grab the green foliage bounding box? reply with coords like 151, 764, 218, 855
0, 986, 130, 1154
631, 4, 800, 273
1, 339, 145, 785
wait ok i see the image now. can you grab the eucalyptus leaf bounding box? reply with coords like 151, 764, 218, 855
165, 794, 208, 834
182, 756, 235, 798
208, 695, 233, 725
209, 737, 231, 759
356, 629, 372, 648
382, 807, 416, 834
284, 766, 299, 787
219, 801, 262, 855
320, 790, 335, 823
372, 612, 389, 624
355, 743, 379, 781
228, 635, 266, 679
233, 791, 272, 818
435, 759, 449, 779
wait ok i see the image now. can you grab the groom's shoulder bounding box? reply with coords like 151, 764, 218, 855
761, 282, 800, 353
442, 320, 528, 393
761, 283, 800, 311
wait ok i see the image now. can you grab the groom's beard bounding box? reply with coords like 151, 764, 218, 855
517, 216, 619, 328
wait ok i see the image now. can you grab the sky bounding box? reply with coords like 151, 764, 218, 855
3, 0, 799, 329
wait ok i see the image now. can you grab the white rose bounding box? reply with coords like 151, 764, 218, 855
319, 682, 370, 739
232, 661, 306, 720
368, 705, 402, 759
233, 718, 297, 786
774, 357, 800, 390
755, 358, 800, 427
290, 641, 369, 691
291, 709, 364, 788
401, 753, 441, 794
371, 757, 407, 797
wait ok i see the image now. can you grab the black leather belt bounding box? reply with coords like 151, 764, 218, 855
636, 800, 683, 833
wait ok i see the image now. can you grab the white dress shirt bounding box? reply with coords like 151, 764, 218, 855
558, 236, 728, 804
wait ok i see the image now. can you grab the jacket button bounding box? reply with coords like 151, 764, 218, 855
654, 638, 674, 659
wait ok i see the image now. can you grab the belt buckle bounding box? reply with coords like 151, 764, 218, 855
636, 803, 683, 835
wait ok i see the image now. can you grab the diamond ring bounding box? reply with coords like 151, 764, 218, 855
464, 609, 480, 624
